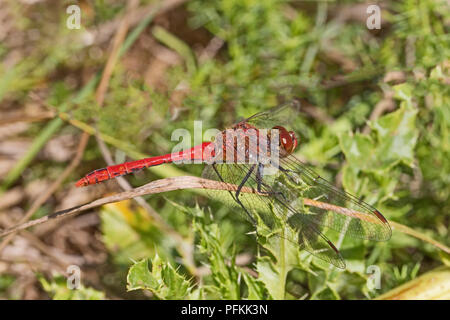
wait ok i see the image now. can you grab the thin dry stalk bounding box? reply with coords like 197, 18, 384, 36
1, 175, 448, 255
0, 176, 248, 237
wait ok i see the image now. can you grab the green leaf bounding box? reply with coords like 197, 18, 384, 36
392, 83, 414, 105
339, 133, 375, 170
370, 104, 418, 168
340, 104, 418, 173
192, 206, 241, 299
308, 269, 339, 300
127, 256, 192, 300
256, 256, 282, 299
255, 212, 316, 299
242, 272, 267, 299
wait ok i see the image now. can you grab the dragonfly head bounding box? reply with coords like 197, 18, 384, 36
272, 126, 298, 155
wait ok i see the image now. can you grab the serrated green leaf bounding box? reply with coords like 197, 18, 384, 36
256, 256, 281, 299
127, 256, 192, 300
192, 207, 241, 299
242, 271, 267, 299
126, 259, 159, 290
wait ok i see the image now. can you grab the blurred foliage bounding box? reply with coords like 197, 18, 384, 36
0, 0, 449, 300
39, 274, 105, 300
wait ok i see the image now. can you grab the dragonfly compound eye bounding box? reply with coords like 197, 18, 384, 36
273, 126, 294, 154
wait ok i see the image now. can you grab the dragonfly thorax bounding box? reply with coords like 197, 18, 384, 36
206, 124, 298, 165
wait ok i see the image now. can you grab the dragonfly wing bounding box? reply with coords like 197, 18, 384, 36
286, 212, 345, 269
202, 163, 275, 227
202, 162, 346, 269
280, 155, 392, 241
241, 100, 301, 129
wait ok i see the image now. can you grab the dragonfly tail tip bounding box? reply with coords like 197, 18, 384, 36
75, 178, 88, 187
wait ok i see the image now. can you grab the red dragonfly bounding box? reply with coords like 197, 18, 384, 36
76, 101, 391, 268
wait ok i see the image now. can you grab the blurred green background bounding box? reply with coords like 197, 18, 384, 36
0, 0, 448, 300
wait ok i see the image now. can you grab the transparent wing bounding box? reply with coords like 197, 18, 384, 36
279, 155, 392, 241
238, 100, 301, 129
202, 161, 346, 269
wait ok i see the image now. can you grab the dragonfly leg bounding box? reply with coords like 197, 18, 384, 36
235, 164, 256, 199
279, 165, 326, 186
278, 165, 301, 185
212, 163, 257, 225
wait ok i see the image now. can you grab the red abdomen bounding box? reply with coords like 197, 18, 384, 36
75, 142, 212, 187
